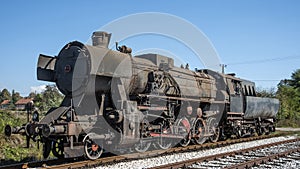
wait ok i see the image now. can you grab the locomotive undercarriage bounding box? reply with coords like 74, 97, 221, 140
132, 93, 223, 152
9, 95, 275, 160
4, 82, 276, 160
5, 95, 224, 160
222, 111, 276, 139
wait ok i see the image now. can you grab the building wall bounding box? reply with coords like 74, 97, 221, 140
0, 104, 10, 110
16, 104, 26, 110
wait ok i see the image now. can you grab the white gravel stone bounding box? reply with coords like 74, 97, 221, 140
97, 135, 298, 169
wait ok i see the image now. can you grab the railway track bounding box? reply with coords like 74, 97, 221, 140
0, 133, 292, 169
149, 138, 300, 169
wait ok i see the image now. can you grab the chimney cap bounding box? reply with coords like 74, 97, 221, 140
92, 31, 112, 48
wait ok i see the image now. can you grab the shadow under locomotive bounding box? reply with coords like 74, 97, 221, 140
5, 31, 279, 160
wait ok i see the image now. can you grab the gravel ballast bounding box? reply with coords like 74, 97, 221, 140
98, 135, 298, 169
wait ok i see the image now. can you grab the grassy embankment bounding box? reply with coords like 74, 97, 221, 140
276, 119, 300, 128
0, 110, 43, 165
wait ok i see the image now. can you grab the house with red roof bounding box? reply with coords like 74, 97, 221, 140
15, 98, 33, 110
0, 100, 10, 109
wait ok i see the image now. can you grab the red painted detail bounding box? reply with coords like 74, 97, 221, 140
64, 65, 71, 72
91, 144, 98, 151
181, 118, 191, 131
149, 133, 184, 139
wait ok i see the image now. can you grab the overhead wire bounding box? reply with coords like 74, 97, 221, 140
217, 55, 300, 83
226, 55, 300, 66
252, 80, 281, 81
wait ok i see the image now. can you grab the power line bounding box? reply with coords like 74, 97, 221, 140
226, 55, 300, 66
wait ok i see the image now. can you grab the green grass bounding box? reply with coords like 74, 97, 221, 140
276, 119, 300, 128
0, 110, 43, 165
0, 111, 24, 133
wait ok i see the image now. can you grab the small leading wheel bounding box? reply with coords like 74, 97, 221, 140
84, 138, 103, 160
43, 140, 51, 158
52, 138, 64, 159
134, 139, 151, 153
192, 118, 207, 145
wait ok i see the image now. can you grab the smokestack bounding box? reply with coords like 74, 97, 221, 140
92, 31, 111, 48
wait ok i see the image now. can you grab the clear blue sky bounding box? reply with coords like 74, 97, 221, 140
1, 0, 300, 96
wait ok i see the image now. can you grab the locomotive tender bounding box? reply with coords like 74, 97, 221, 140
5, 31, 279, 160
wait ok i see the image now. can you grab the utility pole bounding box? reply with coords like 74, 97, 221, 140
220, 64, 227, 74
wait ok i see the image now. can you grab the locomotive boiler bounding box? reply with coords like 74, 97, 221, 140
5, 31, 279, 160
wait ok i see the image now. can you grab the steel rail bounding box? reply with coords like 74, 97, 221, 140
148, 138, 299, 169
224, 146, 300, 169
0, 133, 285, 169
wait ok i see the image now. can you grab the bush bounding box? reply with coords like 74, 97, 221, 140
0, 110, 43, 164
276, 119, 300, 128
0, 111, 23, 133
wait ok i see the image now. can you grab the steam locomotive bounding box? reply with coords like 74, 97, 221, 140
5, 31, 279, 160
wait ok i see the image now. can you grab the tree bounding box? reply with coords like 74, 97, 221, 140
276, 69, 300, 127
256, 87, 276, 98
34, 85, 63, 112
11, 90, 22, 104
28, 92, 36, 99
42, 85, 64, 109
0, 88, 11, 103
290, 69, 300, 89
34, 93, 44, 111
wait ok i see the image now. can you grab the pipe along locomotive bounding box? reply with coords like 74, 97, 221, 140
5, 31, 279, 160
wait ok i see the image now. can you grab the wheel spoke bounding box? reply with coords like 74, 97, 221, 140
176, 117, 191, 147
51, 138, 64, 159
154, 136, 172, 150
84, 137, 103, 160
134, 140, 151, 152
193, 118, 207, 145
208, 118, 220, 142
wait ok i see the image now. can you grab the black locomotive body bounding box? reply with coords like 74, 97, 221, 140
5, 31, 279, 160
